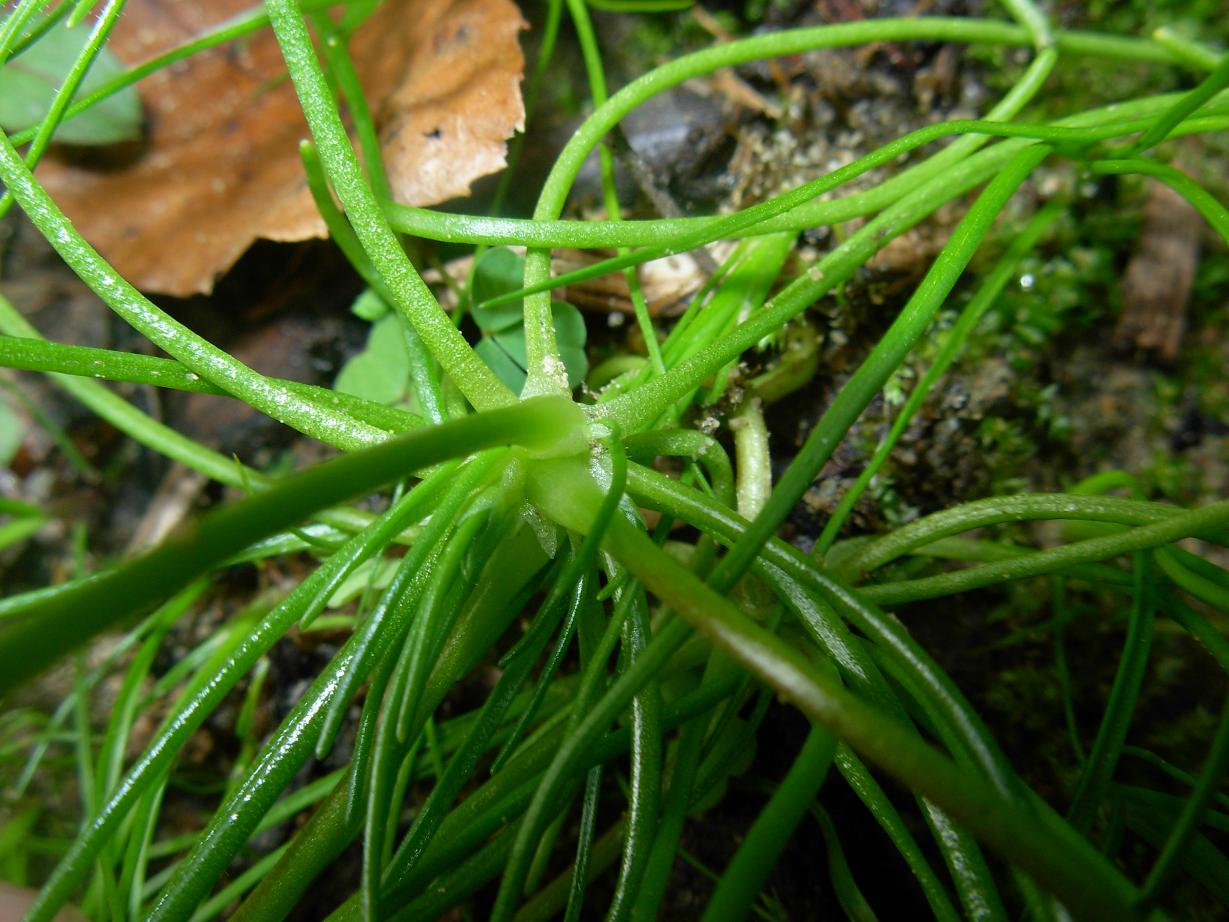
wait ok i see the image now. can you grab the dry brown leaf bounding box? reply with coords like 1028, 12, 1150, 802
35, 0, 526, 296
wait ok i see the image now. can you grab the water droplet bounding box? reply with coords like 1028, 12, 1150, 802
1019, 273, 1036, 291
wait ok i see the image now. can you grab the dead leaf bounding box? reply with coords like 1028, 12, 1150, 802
34, 0, 526, 296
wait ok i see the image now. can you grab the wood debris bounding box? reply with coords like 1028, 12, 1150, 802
1115, 176, 1202, 362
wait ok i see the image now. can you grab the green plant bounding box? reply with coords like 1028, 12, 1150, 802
1, 1, 1228, 920
469, 247, 589, 393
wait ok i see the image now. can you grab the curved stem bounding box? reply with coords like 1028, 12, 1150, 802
0, 295, 249, 486
0, 129, 385, 450
701, 724, 837, 922
262, 0, 515, 411
18, 481, 445, 922
393, 105, 1229, 322
0, 0, 127, 219
0, 396, 583, 696
0, 334, 425, 435
701, 145, 1048, 609
817, 202, 1062, 551
534, 463, 1147, 920
521, 0, 613, 396
859, 500, 1229, 607
383, 104, 1227, 257
1067, 554, 1156, 834
517, 11, 1066, 386
1090, 158, 1229, 244
530, 16, 1171, 227
846, 493, 1229, 575
625, 429, 735, 509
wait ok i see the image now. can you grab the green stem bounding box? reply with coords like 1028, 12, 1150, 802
535, 466, 1002, 920
834, 749, 962, 922
860, 500, 1229, 607
1066, 554, 1155, 834
536, 463, 1147, 920
0, 0, 50, 62
844, 493, 1229, 575
529, 16, 1172, 229
518, 9, 1070, 379
0, 396, 583, 696
0, 334, 424, 434
518, 16, 1065, 392
18, 478, 449, 922
594, 139, 1003, 432
1129, 49, 1229, 153
641, 484, 1012, 919
1090, 158, 1229, 244
361, 509, 489, 921
625, 429, 735, 508
626, 461, 1063, 805
520, 0, 611, 396
262, 0, 515, 411
1151, 27, 1223, 71
149, 457, 531, 921
272, 670, 742, 922
0, 294, 249, 486
395, 104, 1229, 319
4, 0, 348, 147
701, 723, 837, 922
817, 202, 1062, 551
386, 103, 1226, 257
563, 767, 604, 922
1139, 692, 1229, 909
606, 582, 663, 922
0, 0, 126, 219
0, 134, 384, 451
703, 146, 1048, 608
387, 449, 625, 890
809, 803, 877, 922
594, 82, 1229, 432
